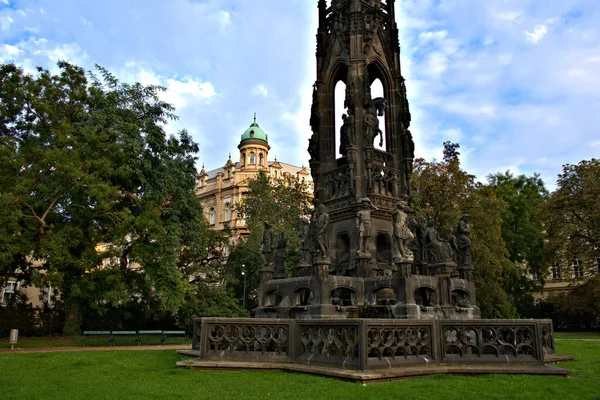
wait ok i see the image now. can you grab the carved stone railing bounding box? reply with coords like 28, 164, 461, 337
198, 318, 293, 363
365, 321, 434, 368
297, 321, 360, 368
540, 319, 556, 356
193, 318, 550, 369
440, 321, 542, 364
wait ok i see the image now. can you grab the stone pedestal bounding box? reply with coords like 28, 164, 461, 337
260, 263, 275, 283
395, 257, 413, 278
297, 261, 312, 277
355, 253, 372, 278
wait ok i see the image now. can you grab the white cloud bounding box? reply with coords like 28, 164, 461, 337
251, 84, 269, 98
494, 11, 521, 22
423, 52, 448, 77
590, 140, 600, 147
1, 44, 23, 57
419, 30, 448, 43
218, 11, 231, 28
524, 25, 548, 44
163, 77, 217, 110
1, 0, 9, 5
34, 42, 88, 64
1, 15, 13, 31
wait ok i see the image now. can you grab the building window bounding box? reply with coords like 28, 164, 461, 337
596, 257, 600, 274
225, 203, 232, 221
209, 208, 215, 225
258, 153, 264, 166
573, 259, 584, 278
2, 281, 19, 307
551, 263, 561, 280
274, 170, 278, 178
249, 152, 255, 164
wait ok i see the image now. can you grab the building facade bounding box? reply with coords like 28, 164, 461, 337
196, 116, 313, 240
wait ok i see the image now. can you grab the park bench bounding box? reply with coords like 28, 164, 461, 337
137, 330, 163, 345
161, 330, 188, 345
110, 331, 139, 346
82, 331, 112, 346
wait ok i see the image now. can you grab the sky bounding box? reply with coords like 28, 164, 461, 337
1, 0, 599, 190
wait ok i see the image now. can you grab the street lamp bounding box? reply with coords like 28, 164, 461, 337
241, 264, 247, 310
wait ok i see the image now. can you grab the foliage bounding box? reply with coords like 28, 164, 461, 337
485, 172, 548, 316
411, 143, 519, 318
0, 62, 221, 334
543, 159, 600, 278
541, 276, 600, 330
230, 172, 312, 303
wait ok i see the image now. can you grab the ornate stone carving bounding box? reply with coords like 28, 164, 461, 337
206, 322, 290, 356
260, 221, 275, 268
367, 326, 431, 361
274, 233, 288, 279
363, 97, 387, 148
424, 219, 454, 265
356, 197, 378, 254
392, 201, 414, 261
443, 325, 535, 359
310, 200, 330, 261
457, 214, 473, 280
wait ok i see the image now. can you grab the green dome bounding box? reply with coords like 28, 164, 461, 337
240, 114, 268, 143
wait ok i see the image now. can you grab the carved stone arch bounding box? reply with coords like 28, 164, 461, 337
330, 286, 356, 307
325, 59, 349, 90
414, 286, 438, 307
293, 287, 313, 306
366, 59, 392, 94
369, 285, 397, 306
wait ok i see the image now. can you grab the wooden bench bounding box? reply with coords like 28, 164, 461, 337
161, 330, 187, 345
137, 330, 163, 345
110, 331, 139, 346
82, 331, 112, 346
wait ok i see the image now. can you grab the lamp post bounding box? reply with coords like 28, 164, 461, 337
241, 264, 247, 310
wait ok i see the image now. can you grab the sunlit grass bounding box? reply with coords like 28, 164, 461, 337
0, 339, 597, 399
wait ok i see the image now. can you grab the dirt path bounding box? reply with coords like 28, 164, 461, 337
0, 344, 192, 354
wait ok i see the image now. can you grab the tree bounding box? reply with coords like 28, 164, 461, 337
226, 172, 312, 307
486, 172, 548, 316
411, 142, 519, 318
544, 276, 600, 329
544, 159, 600, 278
0, 62, 221, 334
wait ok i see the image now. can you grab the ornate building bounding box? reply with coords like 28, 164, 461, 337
196, 115, 313, 240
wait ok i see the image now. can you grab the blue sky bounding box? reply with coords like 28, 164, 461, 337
1, 0, 599, 190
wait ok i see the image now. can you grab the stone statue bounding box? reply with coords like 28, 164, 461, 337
356, 197, 378, 254
447, 227, 458, 262
274, 233, 288, 279
339, 114, 349, 156
299, 216, 311, 265
424, 219, 453, 264
392, 201, 414, 260
457, 214, 473, 279
260, 221, 275, 267
363, 97, 386, 147
310, 200, 329, 260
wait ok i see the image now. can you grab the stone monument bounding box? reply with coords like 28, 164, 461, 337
182, 0, 563, 380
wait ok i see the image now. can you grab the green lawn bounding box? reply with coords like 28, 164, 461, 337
0, 340, 598, 400
0, 335, 174, 349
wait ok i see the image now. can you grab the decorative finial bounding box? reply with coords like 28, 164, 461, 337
254, 112, 257, 124
228, 152, 231, 159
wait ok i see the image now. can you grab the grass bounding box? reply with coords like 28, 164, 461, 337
0, 339, 598, 399
0, 335, 175, 349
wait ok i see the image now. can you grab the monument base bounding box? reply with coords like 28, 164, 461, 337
181, 317, 568, 380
